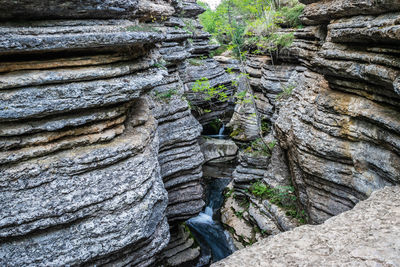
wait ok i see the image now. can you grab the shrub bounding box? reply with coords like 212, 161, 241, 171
276, 4, 305, 28
191, 77, 230, 102
250, 181, 308, 224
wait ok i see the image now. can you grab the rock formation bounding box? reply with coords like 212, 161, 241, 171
0, 0, 213, 265
217, 0, 400, 249
275, 0, 400, 224
213, 186, 400, 266
1, 0, 399, 265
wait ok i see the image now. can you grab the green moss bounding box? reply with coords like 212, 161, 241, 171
230, 127, 244, 138
188, 58, 204, 66
124, 24, 161, 32
154, 88, 178, 101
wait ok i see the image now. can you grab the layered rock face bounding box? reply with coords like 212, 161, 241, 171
218, 0, 400, 249
0, 0, 209, 266
213, 186, 400, 266
275, 0, 400, 223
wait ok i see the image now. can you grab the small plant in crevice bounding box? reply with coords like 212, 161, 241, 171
154, 88, 178, 101
261, 119, 270, 135
152, 59, 167, 70
124, 24, 161, 33
234, 210, 244, 219
250, 181, 307, 224
276, 83, 296, 101
182, 18, 198, 35
224, 187, 234, 198
244, 138, 272, 157
188, 58, 204, 66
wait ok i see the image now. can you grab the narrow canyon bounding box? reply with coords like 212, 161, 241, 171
0, 0, 399, 266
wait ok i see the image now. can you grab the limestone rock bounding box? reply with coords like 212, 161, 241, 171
213, 186, 400, 267
200, 137, 238, 164
0, 100, 170, 266
301, 0, 400, 25
0, 0, 175, 21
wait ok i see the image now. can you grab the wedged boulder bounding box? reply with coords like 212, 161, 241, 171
200, 137, 238, 164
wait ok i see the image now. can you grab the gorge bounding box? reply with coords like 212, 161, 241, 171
0, 0, 399, 266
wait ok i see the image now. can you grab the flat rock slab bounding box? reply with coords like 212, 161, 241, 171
213, 186, 400, 267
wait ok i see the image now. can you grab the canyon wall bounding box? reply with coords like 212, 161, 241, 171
0, 0, 215, 265
276, 0, 400, 223
215, 0, 400, 262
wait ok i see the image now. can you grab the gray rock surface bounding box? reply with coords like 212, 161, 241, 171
0, 0, 209, 266
213, 186, 400, 267
0, 0, 175, 21
200, 137, 238, 163
0, 99, 170, 266
241, 0, 400, 225
301, 0, 400, 25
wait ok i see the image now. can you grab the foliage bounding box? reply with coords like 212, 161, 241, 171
244, 138, 275, 156
250, 181, 307, 224
152, 59, 167, 70
261, 119, 270, 135
275, 4, 305, 27
188, 58, 204, 66
154, 88, 178, 101
224, 187, 234, 198
276, 83, 296, 100
229, 127, 244, 138
197, 0, 304, 57
191, 77, 229, 102
183, 18, 198, 34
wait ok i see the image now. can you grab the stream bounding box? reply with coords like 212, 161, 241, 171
186, 178, 235, 266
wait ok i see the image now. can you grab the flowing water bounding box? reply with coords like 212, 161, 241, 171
204, 124, 228, 139
186, 178, 235, 266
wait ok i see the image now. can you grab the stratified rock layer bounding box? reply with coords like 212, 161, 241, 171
213, 186, 400, 266
0, 0, 208, 266
223, 0, 400, 248
243, 0, 400, 224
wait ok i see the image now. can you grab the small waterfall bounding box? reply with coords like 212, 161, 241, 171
186, 178, 235, 265
218, 124, 225, 136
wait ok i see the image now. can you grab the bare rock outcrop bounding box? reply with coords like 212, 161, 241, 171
0, 0, 209, 266
239, 0, 400, 225
214, 186, 400, 266
274, 0, 400, 224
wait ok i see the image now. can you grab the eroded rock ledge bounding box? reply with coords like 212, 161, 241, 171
0, 0, 211, 265
213, 186, 400, 266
